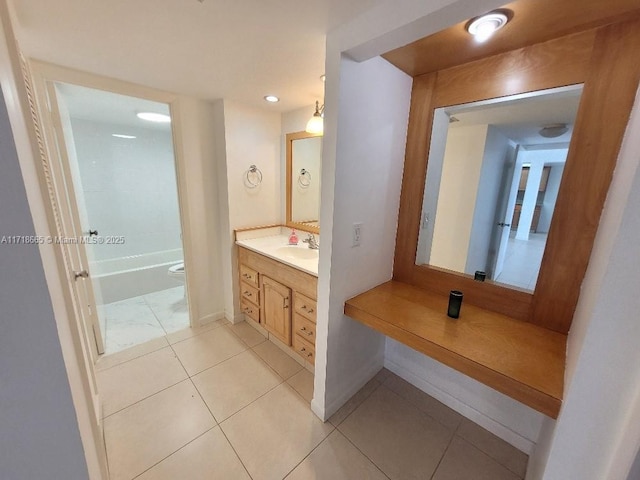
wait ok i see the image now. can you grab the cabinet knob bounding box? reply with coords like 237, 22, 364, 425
244, 291, 252, 297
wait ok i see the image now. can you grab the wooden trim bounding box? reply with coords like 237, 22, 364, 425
531, 19, 640, 331
345, 281, 566, 418
393, 73, 437, 280
285, 131, 321, 235
433, 30, 595, 108
381, 0, 640, 78
392, 20, 640, 332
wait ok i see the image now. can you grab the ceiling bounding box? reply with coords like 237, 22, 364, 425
448, 86, 582, 148
56, 82, 172, 132
11, 0, 382, 112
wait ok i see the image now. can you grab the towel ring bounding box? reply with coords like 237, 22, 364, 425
298, 168, 311, 188
245, 165, 263, 188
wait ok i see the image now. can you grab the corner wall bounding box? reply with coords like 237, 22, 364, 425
313, 53, 412, 419
214, 100, 282, 322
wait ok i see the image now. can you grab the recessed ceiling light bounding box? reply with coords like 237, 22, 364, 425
264, 95, 279, 103
466, 10, 510, 42
112, 134, 136, 139
136, 112, 171, 123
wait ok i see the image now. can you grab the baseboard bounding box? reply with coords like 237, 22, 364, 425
322, 355, 384, 421
384, 356, 535, 454
198, 311, 225, 326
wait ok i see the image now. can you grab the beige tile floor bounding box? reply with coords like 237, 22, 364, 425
97, 321, 528, 480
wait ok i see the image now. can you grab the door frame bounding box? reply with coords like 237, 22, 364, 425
29, 60, 199, 334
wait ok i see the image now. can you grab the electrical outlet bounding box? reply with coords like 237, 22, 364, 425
352, 222, 363, 247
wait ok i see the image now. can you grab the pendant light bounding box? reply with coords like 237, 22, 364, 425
305, 101, 324, 135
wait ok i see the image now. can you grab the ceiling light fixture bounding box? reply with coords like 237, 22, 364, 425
264, 95, 280, 103
466, 10, 510, 42
112, 134, 136, 139
136, 112, 171, 123
305, 101, 324, 135
539, 123, 569, 138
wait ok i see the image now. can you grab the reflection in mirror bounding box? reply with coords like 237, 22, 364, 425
286, 132, 322, 231
416, 85, 583, 292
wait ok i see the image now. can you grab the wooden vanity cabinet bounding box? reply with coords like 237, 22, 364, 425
292, 292, 317, 362
237, 246, 317, 363
239, 264, 260, 323
262, 276, 292, 345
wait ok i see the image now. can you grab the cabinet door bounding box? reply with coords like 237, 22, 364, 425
262, 276, 292, 345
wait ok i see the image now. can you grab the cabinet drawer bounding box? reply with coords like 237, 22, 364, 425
293, 313, 316, 343
239, 264, 259, 287
240, 282, 259, 306
294, 292, 317, 322
241, 299, 260, 323
293, 334, 315, 362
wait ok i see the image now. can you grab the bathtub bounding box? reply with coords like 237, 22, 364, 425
90, 249, 183, 304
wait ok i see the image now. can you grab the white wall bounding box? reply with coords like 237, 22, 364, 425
215, 100, 282, 322
466, 126, 512, 275
70, 119, 182, 262
430, 124, 488, 272
312, 53, 412, 419
537, 163, 564, 233
0, 89, 89, 480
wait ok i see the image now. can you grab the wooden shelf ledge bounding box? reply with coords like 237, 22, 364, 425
344, 281, 566, 418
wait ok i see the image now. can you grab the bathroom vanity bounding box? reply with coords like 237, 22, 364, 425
235, 227, 318, 368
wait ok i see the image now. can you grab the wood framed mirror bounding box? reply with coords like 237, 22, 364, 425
389, 18, 640, 334
285, 131, 322, 234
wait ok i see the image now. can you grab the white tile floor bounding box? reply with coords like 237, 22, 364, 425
99, 286, 189, 354
97, 321, 529, 480
495, 232, 547, 291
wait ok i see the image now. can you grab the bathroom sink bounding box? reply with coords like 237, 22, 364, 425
275, 246, 319, 261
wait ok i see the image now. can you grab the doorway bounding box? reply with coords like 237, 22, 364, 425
51, 82, 190, 354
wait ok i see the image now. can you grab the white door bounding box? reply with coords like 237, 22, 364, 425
491, 146, 520, 279
43, 80, 105, 359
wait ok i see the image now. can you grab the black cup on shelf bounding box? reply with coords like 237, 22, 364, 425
448, 290, 463, 319
474, 271, 486, 282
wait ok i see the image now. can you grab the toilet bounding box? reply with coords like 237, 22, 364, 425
168, 262, 185, 284
168, 262, 186, 298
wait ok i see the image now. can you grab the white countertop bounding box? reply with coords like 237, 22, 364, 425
236, 233, 319, 276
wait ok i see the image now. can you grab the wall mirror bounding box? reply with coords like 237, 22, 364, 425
286, 131, 322, 234
389, 23, 640, 333
416, 85, 582, 292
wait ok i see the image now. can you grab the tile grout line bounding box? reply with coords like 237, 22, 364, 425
330, 378, 383, 428
96, 337, 170, 373
334, 428, 392, 480
280, 425, 337, 479
216, 422, 256, 480
101, 375, 190, 421
428, 432, 455, 480
129, 426, 218, 480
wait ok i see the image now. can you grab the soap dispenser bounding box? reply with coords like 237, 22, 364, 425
288, 229, 299, 245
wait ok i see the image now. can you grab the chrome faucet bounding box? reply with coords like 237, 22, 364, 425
303, 233, 319, 250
